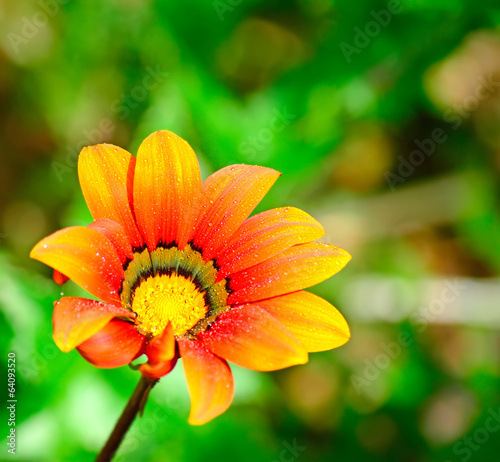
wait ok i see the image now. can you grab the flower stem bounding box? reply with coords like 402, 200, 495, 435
96, 375, 158, 462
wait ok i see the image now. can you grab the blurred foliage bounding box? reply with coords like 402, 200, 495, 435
1, 0, 500, 461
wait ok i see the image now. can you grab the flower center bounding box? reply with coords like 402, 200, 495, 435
132, 274, 207, 336
120, 244, 230, 338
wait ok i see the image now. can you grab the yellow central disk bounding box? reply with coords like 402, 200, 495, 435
132, 274, 207, 337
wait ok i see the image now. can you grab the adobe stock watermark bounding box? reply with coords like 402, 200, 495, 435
213, 0, 243, 21
110, 66, 168, 120
17, 342, 59, 383
7, 0, 69, 54
447, 405, 500, 462
238, 107, 296, 161
120, 400, 170, 455
272, 439, 306, 462
51, 65, 168, 182
351, 279, 465, 395
385, 74, 500, 191
340, 0, 403, 63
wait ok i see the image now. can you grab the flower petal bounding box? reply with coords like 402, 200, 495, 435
76, 319, 146, 368
228, 243, 351, 305
53, 297, 135, 352
216, 207, 324, 280
53, 270, 69, 285
78, 144, 143, 249
198, 305, 308, 371
139, 322, 178, 380
87, 219, 134, 265
133, 130, 202, 251
30, 226, 124, 305
139, 354, 178, 379
143, 323, 175, 365
252, 291, 350, 352
178, 338, 234, 425
193, 165, 281, 261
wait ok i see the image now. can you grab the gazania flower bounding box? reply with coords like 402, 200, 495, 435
31, 130, 350, 425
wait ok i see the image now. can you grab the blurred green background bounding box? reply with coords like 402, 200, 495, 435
1, 0, 500, 461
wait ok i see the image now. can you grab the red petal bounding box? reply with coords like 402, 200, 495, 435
198, 305, 308, 371
139, 353, 178, 380
88, 219, 134, 265
216, 207, 324, 280
253, 291, 350, 352
53, 270, 69, 285
78, 144, 143, 248
193, 165, 281, 261
178, 338, 234, 425
139, 323, 177, 380
76, 319, 146, 368
30, 226, 124, 305
228, 242, 351, 305
133, 130, 202, 251
143, 323, 175, 365
53, 297, 134, 352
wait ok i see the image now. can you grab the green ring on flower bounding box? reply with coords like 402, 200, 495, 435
120, 243, 229, 338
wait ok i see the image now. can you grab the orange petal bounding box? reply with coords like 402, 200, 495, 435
88, 219, 134, 264
198, 305, 308, 371
216, 207, 324, 280
53, 297, 135, 352
143, 323, 175, 365
133, 131, 201, 251
139, 355, 178, 379
53, 270, 69, 285
193, 165, 281, 261
139, 323, 177, 380
228, 243, 351, 305
252, 291, 350, 352
76, 319, 146, 368
78, 144, 143, 249
178, 338, 234, 425
30, 226, 124, 305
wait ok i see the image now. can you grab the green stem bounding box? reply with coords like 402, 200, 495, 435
96, 375, 158, 462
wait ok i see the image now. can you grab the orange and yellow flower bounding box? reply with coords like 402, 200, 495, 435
31, 130, 351, 425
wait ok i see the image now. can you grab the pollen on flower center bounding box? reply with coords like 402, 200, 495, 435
132, 274, 207, 337
121, 244, 231, 338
